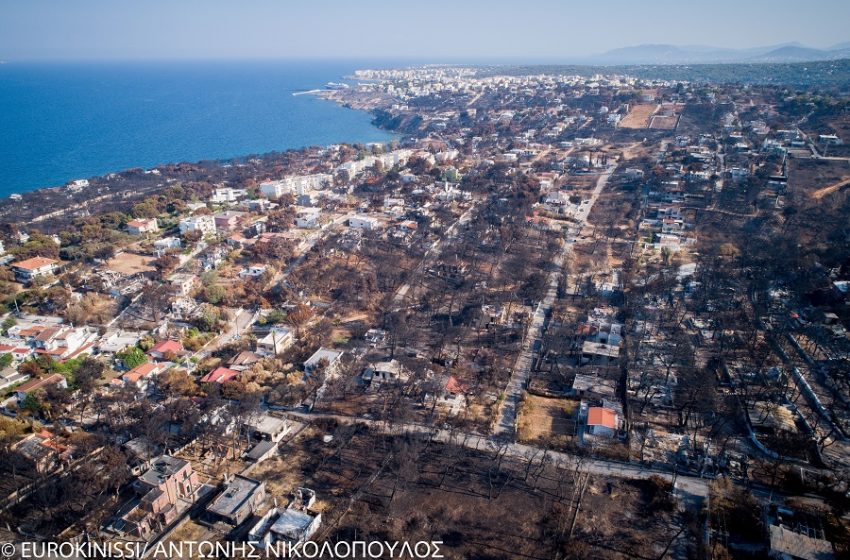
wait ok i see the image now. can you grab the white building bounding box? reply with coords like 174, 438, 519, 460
624, 168, 645, 180
384, 197, 405, 209
290, 173, 333, 193
819, 134, 842, 145
66, 179, 90, 192
257, 327, 294, 355
435, 184, 471, 201
12, 257, 59, 283
239, 264, 268, 278
33, 326, 95, 359
179, 215, 217, 236
434, 150, 459, 164
154, 237, 182, 255
248, 496, 321, 549
126, 218, 159, 235
337, 160, 367, 181
260, 174, 333, 199
304, 348, 343, 376
348, 215, 379, 230
210, 187, 247, 204
169, 273, 198, 297
295, 208, 320, 229
544, 191, 569, 207
336, 149, 413, 181
260, 180, 293, 199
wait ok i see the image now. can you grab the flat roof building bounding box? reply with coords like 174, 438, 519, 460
206, 475, 266, 526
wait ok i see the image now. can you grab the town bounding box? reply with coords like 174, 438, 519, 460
0, 63, 849, 559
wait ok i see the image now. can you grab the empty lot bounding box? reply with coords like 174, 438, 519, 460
106, 252, 156, 275
619, 104, 658, 129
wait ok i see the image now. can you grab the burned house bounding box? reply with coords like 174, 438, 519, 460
248, 488, 321, 549
205, 474, 266, 527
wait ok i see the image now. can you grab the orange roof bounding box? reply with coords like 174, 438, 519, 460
13, 256, 58, 271
35, 348, 65, 356
124, 362, 162, 383
41, 438, 69, 454
18, 326, 47, 337
587, 407, 617, 429
16, 373, 66, 394
149, 339, 183, 355
29, 430, 70, 454
445, 376, 470, 394
201, 367, 240, 384
35, 326, 61, 342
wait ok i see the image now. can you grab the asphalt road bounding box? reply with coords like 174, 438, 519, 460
283, 409, 710, 499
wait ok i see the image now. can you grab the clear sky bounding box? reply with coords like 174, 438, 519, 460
1, 0, 848, 61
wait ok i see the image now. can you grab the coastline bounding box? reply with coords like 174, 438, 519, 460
291, 89, 324, 96
0, 61, 396, 198
0, 89, 402, 227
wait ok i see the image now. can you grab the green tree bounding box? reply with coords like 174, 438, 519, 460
204, 284, 226, 305
195, 304, 223, 333
117, 347, 147, 370
131, 199, 160, 219
264, 309, 287, 325
21, 392, 43, 413
15, 234, 60, 260
1, 316, 16, 335
200, 270, 218, 286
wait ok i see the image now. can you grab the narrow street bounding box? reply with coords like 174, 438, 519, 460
494, 164, 616, 437
390, 202, 478, 309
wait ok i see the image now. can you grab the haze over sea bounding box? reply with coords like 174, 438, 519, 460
0, 60, 396, 197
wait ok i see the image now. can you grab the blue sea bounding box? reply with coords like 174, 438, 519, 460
0, 60, 396, 197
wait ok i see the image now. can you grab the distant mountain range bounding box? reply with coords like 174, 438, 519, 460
590, 42, 850, 65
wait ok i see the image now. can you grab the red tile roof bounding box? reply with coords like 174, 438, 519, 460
200, 367, 240, 384
123, 362, 163, 383
587, 407, 617, 429
445, 376, 470, 394
18, 326, 47, 337
13, 256, 58, 271
34, 348, 65, 356
127, 219, 155, 228
16, 373, 66, 394
149, 339, 183, 356
59, 342, 94, 361
34, 326, 61, 342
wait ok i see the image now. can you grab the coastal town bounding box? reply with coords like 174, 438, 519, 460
0, 64, 849, 559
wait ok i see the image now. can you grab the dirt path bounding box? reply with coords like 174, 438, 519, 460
810, 176, 850, 199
